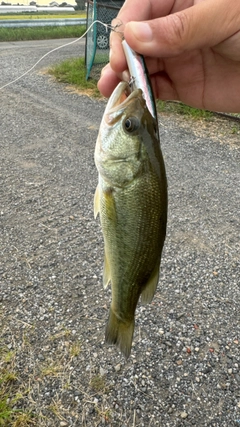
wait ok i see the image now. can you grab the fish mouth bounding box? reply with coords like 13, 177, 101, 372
104, 82, 145, 128
105, 82, 143, 115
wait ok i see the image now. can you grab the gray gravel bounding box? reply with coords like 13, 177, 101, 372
0, 39, 240, 427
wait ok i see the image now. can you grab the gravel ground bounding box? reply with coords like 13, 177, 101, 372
0, 39, 240, 427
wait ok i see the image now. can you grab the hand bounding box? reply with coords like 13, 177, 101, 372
98, 0, 240, 113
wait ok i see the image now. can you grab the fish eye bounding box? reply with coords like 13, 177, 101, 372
123, 117, 140, 133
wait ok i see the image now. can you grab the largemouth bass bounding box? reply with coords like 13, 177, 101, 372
94, 44, 167, 358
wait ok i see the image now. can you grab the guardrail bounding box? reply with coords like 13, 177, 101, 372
0, 18, 86, 28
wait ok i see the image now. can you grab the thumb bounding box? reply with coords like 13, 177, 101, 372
124, 0, 240, 57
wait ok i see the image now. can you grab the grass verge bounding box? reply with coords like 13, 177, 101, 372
48, 57, 100, 97
156, 99, 213, 119
0, 25, 86, 42
48, 57, 213, 119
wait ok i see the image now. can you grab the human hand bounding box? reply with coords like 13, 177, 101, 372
98, 0, 240, 113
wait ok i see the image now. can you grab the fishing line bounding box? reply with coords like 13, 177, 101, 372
0, 20, 123, 91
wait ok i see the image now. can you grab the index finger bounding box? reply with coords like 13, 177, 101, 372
110, 0, 176, 73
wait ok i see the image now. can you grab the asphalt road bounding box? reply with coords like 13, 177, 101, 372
0, 39, 239, 427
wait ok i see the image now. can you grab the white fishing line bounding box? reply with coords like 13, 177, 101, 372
0, 20, 121, 91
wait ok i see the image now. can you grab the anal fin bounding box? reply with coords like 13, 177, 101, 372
141, 261, 160, 304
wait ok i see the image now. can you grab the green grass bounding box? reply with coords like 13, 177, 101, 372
156, 99, 213, 119
49, 57, 100, 97
0, 397, 13, 425
94, 52, 109, 64
0, 25, 86, 42
90, 374, 107, 392
0, 346, 36, 426
0, 400, 35, 427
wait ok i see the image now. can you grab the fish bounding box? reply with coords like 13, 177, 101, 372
94, 42, 167, 358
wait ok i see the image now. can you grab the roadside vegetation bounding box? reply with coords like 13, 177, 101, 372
0, 25, 86, 42
0, 11, 86, 41
48, 57, 100, 97
156, 99, 213, 119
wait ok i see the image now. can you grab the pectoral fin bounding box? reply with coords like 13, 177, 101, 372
94, 184, 100, 219
102, 187, 116, 223
101, 188, 116, 288
103, 250, 111, 289
141, 261, 160, 304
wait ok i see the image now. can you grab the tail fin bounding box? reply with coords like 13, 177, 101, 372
105, 307, 134, 359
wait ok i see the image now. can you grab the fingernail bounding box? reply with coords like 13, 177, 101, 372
129, 22, 153, 42
100, 64, 109, 77
122, 70, 130, 82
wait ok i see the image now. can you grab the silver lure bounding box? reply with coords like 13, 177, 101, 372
122, 39, 157, 120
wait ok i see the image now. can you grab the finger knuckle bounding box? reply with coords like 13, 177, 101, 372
168, 11, 190, 52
